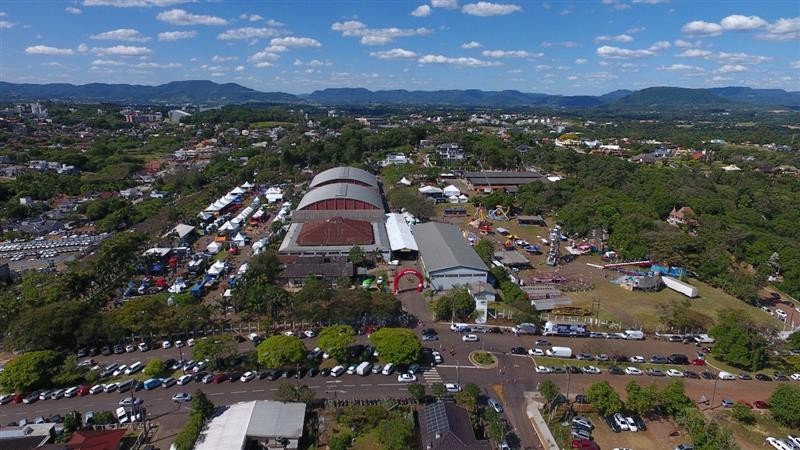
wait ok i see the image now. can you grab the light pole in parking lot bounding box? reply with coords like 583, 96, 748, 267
709, 377, 718, 409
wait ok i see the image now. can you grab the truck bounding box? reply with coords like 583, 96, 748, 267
542, 321, 588, 337
694, 334, 715, 344
662, 276, 699, 298
623, 330, 645, 340
356, 361, 373, 376
545, 346, 573, 358
512, 323, 537, 336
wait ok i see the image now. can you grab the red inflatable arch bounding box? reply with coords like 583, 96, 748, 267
393, 269, 424, 294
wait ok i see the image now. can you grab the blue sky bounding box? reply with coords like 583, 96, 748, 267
1, 0, 798, 94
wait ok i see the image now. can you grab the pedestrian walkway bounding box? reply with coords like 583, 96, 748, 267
422, 367, 442, 385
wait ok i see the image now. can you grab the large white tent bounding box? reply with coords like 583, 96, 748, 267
207, 241, 222, 254
385, 213, 418, 253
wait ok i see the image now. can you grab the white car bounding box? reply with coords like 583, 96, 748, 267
629, 356, 645, 363
304, 330, 316, 338
766, 437, 794, 450
187, 338, 196, 347
125, 344, 136, 353
625, 367, 643, 376
462, 334, 478, 342
112, 365, 128, 377
175, 340, 185, 348
248, 333, 259, 341
667, 369, 685, 377
162, 340, 172, 349
790, 373, 800, 381
582, 365, 601, 374
528, 348, 545, 356
432, 351, 443, 364
382, 363, 395, 375
535, 366, 551, 373
89, 384, 105, 395
177, 375, 193, 386
240, 371, 256, 382
137, 342, 149, 352
172, 392, 192, 403
445, 383, 462, 393
625, 416, 638, 432
397, 373, 417, 383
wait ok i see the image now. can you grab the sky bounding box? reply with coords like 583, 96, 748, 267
0, 0, 798, 94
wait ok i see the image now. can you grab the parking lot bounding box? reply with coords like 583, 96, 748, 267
0, 233, 108, 271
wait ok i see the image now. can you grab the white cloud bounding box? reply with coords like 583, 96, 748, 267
307, 59, 331, 66
596, 45, 649, 58
535, 64, 551, 70
331, 20, 431, 45
133, 61, 182, 69
217, 27, 281, 40
157, 8, 228, 26
757, 17, 800, 41
212, 55, 238, 62
0, 20, 14, 28
265, 19, 284, 27
411, 4, 432, 17
682, 20, 723, 36
626, 26, 646, 34
254, 61, 274, 68
270, 36, 321, 48
601, 0, 630, 11
720, 14, 767, 31
77, 43, 88, 52
0, 11, 6, 16
575, 58, 588, 64
235, 65, 244, 72
370, 48, 417, 59
632, 0, 669, 3
481, 49, 542, 58
239, 13, 263, 21
158, 30, 196, 41
90, 28, 150, 42
418, 54, 500, 66
431, 0, 459, 8
82, 0, 194, 6
249, 45, 288, 63
791, 60, 800, 69
91, 45, 151, 56
461, 41, 482, 48
65, 6, 82, 14
678, 49, 712, 57
717, 64, 747, 73
540, 41, 579, 48
673, 39, 700, 48
649, 40, 671, 50
658, 63, 705, 73
91, 59, 126, 65
594, 33, 633, 43
714, 51, 769, 64
25, 45, 75, 55
461, 2, 522, 17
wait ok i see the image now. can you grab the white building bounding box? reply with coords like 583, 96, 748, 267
195, 400, 306, 450
168, 109, 192, 123
468, 281, 496, 324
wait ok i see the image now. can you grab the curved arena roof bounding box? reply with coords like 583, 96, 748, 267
297, 182, 383, 211
309, 167, 378, 189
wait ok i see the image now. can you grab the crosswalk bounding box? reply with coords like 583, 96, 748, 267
422, 367, 443, 385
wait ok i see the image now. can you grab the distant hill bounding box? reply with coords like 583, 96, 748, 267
0, 80, 797, 109
0, 80, 300, 105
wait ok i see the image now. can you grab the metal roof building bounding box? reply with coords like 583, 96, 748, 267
297, 183, 383, 211
309, 166, 378, 189
384, 213, 418, 255
195, 400, 306, 450
412, 222, 488, 290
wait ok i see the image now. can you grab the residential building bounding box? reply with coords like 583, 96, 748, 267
436, 143, 465, 161
468, 281, 496, 324
380, 153, 411, 167
667, 207, 696, 227
463, 170, 544, 192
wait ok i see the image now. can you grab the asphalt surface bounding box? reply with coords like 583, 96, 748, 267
0, 291, 789, 449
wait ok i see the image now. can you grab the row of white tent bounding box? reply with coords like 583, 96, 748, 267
202, 181, 255, 214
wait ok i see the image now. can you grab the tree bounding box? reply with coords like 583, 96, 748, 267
377, 412, 415, 450
431, 288, 476, 321
587, 381, 623, 416
484, 408, 507, 442
386, 186, 434, 219
625, 381, 660, 416
788, 330, 800, 349
431, 382, 446, 398
64, 411, 82, 433
0, 350, 62, 392
317, 325, 355, 363
731, 403, 756, 424
275, 382, 316, 404
475, 239, 494, 262
408, 383, 426, 403
257, 335, 307, 369
4, 300, 103, 352
191, 390, 215, 419
246, 250, 283, 284
143, 359, 167, 377
192, 334, 238, 369
369, 328, 422, 365
538, 379, 560, 403
710, 309, 768, 371
348, 246, 365, 267
769, 383, 800, 428
660, 380, 692, 417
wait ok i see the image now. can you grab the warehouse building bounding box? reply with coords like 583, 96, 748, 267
412, 222, 488, 290
464, 170, 545, 192
279, 167, 391, 259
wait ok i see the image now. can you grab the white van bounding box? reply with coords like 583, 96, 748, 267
624, 330, 645, 340
356, 362, 373, 376
545, 346, 573, 358
382, 363, 396, 375
449, 323, 470, 333
125, 361, 143, 375
718, 371, 736, 380
331, 365, 346, 377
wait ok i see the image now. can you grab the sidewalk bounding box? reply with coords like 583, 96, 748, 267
525, 392, 560, 450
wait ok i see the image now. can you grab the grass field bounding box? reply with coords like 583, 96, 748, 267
712, 409, 796, 450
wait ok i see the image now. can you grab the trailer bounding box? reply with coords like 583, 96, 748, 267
542, 321, 588, 337
662, 276, 698, 298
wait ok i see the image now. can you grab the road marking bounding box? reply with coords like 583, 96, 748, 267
208, 393, 224, 396
437, 364, 479, 369
377, 383, 405, 386
231, 390, 247, 394
251, 389, 265, 392
343, 384, 356, 387
269, 388, 278, 391
325, 380, 342, 384
359, 384, 371, 387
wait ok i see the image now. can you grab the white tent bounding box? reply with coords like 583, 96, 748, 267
218, 221, 238, 234
240, 181, 254, 189
207, 260, 226, 276
418, 185, 443, 195
265, 187, 283, 203
458, 194, 469, 203
448, 195, 460, 204
237, 263, 249, 275
385, 213, 419, 252
398, 177, 412, 186
206, 241, 222, 254
232, 232, 247, 247
443, 184, 461, 196
229, 187, 246, 195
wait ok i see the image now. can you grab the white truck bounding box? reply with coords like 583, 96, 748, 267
545, 346, 573, 358
355, 361, 373, 376
694, 334, 715, 344
662, 276, 699, 298
623, 330, 645, 340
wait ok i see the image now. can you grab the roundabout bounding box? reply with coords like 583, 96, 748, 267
468, 350, 499, 369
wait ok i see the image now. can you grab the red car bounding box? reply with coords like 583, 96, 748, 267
77, 386, 90, 397
691, 358, 706, 366
212, 373, 227, 384
736, 400, 753, 409
571, 439, 599, 450
753, 400, 769, 409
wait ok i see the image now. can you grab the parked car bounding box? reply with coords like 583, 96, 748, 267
528, 348, 545, 356
177, 375, 193, 386
625, 367, 643, 376
445, 383, 462, 393
582, 365, 601, 374
628, 356, 645, 363
691, 359, 706, 366
684, 370, 700, 379
647, 368, 665, 377
605, 415, 621, 433
488, 397, 504, 413
397, 373, 416, 383
462, 334, 478, 342
721, 399, 734, 408
511, 347, 527, 355
172, 392, 192, 402
755, 374, 772, 381
666, 369, 684, 377
608, 366, 624, 375
240, 371, 256, 382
